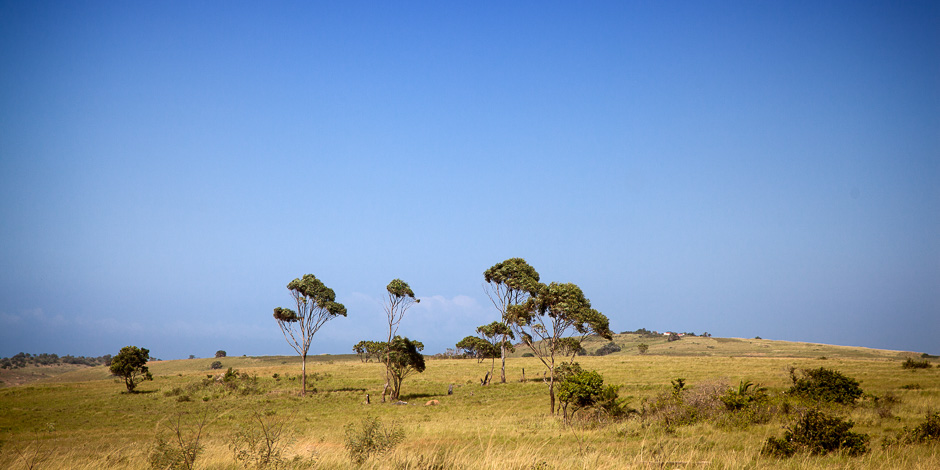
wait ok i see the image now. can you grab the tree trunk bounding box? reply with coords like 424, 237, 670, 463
500, 343, 506, 383
549, 374, 555, 414
301, 353, 307, 396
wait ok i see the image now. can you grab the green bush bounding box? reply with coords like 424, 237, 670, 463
593, 342, 621, 356
521, 352, 534, 357
896, 411, 940, 445
720, 380, 767, 411
902, 358, 932, 369
343, 416, 404, 465
557, 368, 625, 421
210, 361, 223, 370
787, 367, 863, 405
761, 409, 869, 458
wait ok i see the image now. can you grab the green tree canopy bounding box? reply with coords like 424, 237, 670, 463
381, 279, 420, 402
506, 281, 612, 414
109, 346, 153, 392
483, 258, 540, 383
385, 336, 426, 401
273, 273, 347, 396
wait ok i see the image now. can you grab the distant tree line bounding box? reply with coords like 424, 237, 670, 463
0, 352, 113, 369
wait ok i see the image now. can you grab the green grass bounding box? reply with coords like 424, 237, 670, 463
1, 340, 938, 469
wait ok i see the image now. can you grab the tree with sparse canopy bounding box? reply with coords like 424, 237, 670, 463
273, 274, 347, 396
381, 279, 419, 402
483, 258, 541, 383
385, 335, 426, 400
506, 281, 612, 414
476, 321, 515, 383
110, 345, 153, 392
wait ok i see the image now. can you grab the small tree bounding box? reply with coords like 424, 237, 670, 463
557, 368, 621, 422
273, 274, 347, 396
214, 350, 226, 358
506, 281, 612, 414
637, 343, 649, 355
483, 258, 541, 383
476, 321, 515, 381
381, 279, 419, 402
456, 336, 491, 363
110, 346, 153, 392
385, 336, 426, 400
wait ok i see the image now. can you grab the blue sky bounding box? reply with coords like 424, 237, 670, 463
1, 1, 937, 359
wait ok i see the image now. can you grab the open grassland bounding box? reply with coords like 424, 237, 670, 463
1, 338, 938, 469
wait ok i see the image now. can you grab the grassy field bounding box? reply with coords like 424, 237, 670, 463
1, 336, 938, 469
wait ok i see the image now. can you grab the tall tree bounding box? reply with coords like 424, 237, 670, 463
382, 279, 419, 402
476, 321, 515, 383
273, 274, 347, 396
506, 282, 612, 414
109, 345, 153, 392
483, 258, 541, 383
385, 335, 426, 400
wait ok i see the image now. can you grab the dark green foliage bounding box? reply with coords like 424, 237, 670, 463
110, 346, 153, 392
902, 358, 932, 369
521, 352, 535, 357
594, 342, 621, 356
210, 361, 223, 370
720, 381, 768, 411
637, 343, 649, 355
483, 258, 541, 295
894, 411, 940, 445
761, 409, 869, 457
456, 336, 492, 362
0, 352, 111, 369
788, 367, 863, 404
273, 273, 347, 396
343, 416, 404, 465
557, 368, 626, 422
353, 341, 386, 363
215, 350, 226, 358
385, 336, 426, 400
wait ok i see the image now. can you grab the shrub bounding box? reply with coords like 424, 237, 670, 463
557, 368, 624, 421
229, 412, 293, 469
215, 350, 227, 358
149, 412, 209, 470
720, 381, 767, 411
761, 409, 869, 458
594, 342, 622, 356
902, 358, 932, 369
637, 343, 649, 355
343, 416, 404, 465
896, 411, 940, 445
210, 361, 223, 370
522, 352, 534, 357
788, 367, 863, 405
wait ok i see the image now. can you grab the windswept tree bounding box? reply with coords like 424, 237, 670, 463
476, 321, 515, 383
382, 279, 420, 402
273, 274, 347, 396
456, 335, 492, 363
110, 346, 153, 392
506, 282, 612, 414
483, 258, 541, 383
385, 335, 426, 400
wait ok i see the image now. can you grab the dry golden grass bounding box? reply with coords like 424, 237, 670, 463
1, 338, 937, 469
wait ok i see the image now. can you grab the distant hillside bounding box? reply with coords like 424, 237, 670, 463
1, 337, 923, 389
510, 333, 922, 361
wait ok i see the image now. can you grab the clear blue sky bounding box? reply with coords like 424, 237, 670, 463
1, 1, 937, 359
